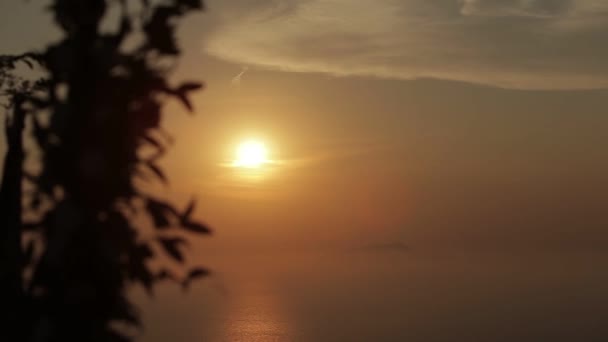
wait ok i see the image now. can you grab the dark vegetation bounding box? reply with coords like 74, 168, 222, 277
0, 1, 210, 340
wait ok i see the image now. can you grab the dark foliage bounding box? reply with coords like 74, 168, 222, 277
0, 53, 48, 340
0, 0, 209, 341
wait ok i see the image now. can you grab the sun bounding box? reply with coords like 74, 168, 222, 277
233, 140, 269, 168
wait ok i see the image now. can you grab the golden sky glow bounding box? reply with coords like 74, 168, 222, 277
2, 0, 607, 266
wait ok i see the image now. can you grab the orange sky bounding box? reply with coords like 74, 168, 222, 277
1, 0, 608, 257
156, 52, 608, 257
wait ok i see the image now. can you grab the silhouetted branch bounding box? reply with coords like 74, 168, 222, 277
1, 1, 210, 341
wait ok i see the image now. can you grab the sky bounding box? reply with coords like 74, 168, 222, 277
1, 0, 607, 268
1, 0, 608, 340
202, 0, 608, 89
179, 0, 608, 254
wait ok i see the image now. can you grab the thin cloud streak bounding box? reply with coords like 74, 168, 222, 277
215, 142, 388, 170
230, 66, 248, 86
204, 0, 608, 90
277, 143, 391, 169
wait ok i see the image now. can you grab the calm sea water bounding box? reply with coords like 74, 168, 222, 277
138, 251, 608, 342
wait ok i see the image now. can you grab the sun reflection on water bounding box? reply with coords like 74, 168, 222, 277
222, 291, 292, 342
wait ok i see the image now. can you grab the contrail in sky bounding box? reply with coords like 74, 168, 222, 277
231, 66, 248, 86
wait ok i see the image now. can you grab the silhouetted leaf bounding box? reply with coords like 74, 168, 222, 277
181, 220, 211, 234
178, 82, 204, 93
30, 192, 42, 210
23, 172, 38, 183
136, 99, 161, 130
32, 117, 48, 145
112, 297, 141, 327
178, 0, 204, 10
142, 134, 163, 150
21, 221, 44, 231
27, 95, 49, 109
134, 244, 153, 260
183, 198, 196, 220
129, 261, 155, 296
175, 82, 203, 112
181, 266, 209, 290
106, 330, 132, 342
176, 93, 193, 111
144, 6, 181, 55
145, 199, 177, 227
147, 161, 167, 184
22, 58, 33, 69
147, 207, 169, 227
187, 267, 209, 280
156, 269, 177, 282
159, 237, 186, 262
23, 240, 35, 266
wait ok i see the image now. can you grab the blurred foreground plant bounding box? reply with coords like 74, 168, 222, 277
0, 1, 210, 340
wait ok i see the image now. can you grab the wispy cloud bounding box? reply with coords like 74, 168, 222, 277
230, 66, 249, 86
203, 0, 608, 89
277, 141, 391, 170
460, 0, 573, 17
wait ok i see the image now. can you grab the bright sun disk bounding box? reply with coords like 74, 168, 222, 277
233, 140, 269, 168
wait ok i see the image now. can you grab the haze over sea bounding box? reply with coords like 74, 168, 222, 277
138, 248, 608, 342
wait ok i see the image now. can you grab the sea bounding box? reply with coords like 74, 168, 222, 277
136, 250, 608, 341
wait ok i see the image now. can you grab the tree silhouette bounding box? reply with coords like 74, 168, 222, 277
0, 1, 209, 341
0, 52, 46, 339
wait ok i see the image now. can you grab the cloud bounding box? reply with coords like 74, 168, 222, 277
460, 0, 574, 17
230, 66, 248, 86
203, 0, 608, 89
